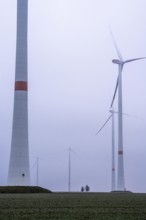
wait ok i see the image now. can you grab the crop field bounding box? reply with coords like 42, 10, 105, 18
0, 192, 145, 220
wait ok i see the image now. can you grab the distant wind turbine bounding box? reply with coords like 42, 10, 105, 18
110, 109, 116, 191
96, 109, 142, 191
68, 147, 71, 192
96, 108, 115, 191
31, 157, 40, 186
36, 157, 39, 186
68, 147, 79, 192
110, 31, 146, 191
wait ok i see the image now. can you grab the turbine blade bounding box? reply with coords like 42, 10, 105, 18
110, 76, 119, 108
31, 160, 37, 169
68, 147, 80, 158
110, 29, 123, 61
110, 64, 124, 108
96, 114, 112, 136
123, 113, 143, 121
112, 110, 143, 120
124, 57, 146, 64
71, 149, 80, 158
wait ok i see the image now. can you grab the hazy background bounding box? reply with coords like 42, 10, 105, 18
0, 0, 146, 192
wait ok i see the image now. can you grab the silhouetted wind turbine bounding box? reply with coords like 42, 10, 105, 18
110, 31, 146, 191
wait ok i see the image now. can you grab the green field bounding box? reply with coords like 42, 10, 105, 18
0, 192, 145, 220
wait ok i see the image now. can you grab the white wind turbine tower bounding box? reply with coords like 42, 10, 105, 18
68, 147, 79, 192
110, 31, 146, 191
96, 108, 116, 191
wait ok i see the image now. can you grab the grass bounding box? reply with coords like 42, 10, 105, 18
0, 186, 52, 194
0, 192, 145, 219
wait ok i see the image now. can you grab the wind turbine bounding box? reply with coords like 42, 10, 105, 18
110, 31, 146, 191
68, 147, 79, 192
110, 109, 116, 191
96, 108, 116, 191
36, 157, 39, 186
31, 157, 40, 186
96, 109, 143, 191
68, 147, 71, 192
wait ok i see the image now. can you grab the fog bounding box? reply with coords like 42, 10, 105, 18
0, 0, 146, 192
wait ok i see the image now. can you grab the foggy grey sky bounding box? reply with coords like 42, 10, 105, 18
0, 0, 146, 192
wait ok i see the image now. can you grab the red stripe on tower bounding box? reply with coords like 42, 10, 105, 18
15, 81, 27, 91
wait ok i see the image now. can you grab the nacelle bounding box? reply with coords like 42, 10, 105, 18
112, 59, 123, 64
